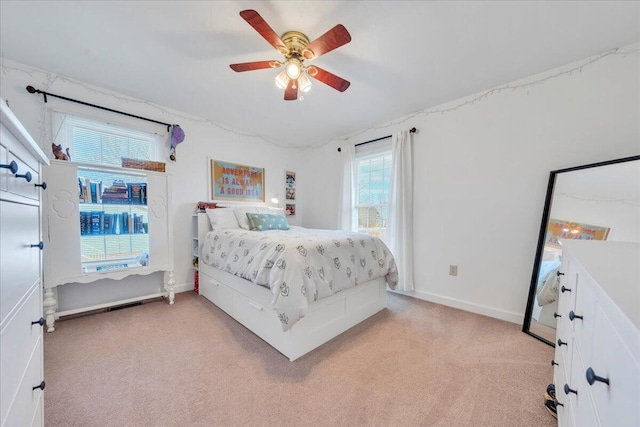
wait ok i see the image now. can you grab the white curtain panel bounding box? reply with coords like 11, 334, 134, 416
388, 130, 415, 291
337, 145, 356, 231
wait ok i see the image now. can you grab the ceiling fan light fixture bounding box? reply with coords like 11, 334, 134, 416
298, 72, 312, 93
275, 69, 290, 89
285, 58, 302, 79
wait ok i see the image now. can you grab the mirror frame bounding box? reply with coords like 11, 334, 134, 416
522, 154, 640, 346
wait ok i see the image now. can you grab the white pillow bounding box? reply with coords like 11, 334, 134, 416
205, 208, 239, 229
233, 206, 284, 230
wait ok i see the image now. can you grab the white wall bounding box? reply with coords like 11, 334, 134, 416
299, 45, 640, 323
0, 59, 306, 310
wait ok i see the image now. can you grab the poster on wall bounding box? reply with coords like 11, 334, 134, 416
285, 170, 295, 215
209, 159, 265, 202
544, 218, 610, 249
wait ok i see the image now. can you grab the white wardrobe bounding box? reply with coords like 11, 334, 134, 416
554, 240, 640, 426
0, 100, 49, 426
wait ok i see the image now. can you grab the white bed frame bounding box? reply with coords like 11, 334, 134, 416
196, 216, 388, 361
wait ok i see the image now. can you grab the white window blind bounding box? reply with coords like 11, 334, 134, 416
354, 143, 392, 242
52, 112, 162, 167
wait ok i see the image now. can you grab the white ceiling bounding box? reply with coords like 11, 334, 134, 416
1, 1, 638, 148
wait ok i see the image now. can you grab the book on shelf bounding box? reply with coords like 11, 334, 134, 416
127, 183, 147, 205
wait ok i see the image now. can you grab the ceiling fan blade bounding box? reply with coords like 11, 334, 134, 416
284, 79, 298, 101
230, 61, 281, 72
307, 66, 350, 92
239, 10, 288, 55
301, 24, 351, 60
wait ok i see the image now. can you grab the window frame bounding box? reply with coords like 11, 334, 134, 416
354, 143, 392, 242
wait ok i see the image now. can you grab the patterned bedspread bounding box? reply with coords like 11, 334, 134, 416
200, 226, 398, 331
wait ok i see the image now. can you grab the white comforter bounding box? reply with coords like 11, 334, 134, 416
200, 226, 398, 331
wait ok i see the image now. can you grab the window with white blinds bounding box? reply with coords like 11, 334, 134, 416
52, 112, 162, 167
354, 144, 392, 243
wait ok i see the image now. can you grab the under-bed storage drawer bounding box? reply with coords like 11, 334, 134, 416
199, 272, 233, 315
232, 292, 288, 350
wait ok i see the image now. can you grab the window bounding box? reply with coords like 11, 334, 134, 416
53, 112, 162, 167
355, 148, 392, 242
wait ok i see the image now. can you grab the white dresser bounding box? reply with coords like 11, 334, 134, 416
553, 240, 640, 427
0, 99, 49, 427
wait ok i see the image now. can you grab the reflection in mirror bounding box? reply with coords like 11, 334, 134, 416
523, 155, 640, 345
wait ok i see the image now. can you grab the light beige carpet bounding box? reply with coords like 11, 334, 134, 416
44, 291, 556, 427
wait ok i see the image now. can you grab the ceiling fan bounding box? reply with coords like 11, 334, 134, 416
230, 10, 352, 101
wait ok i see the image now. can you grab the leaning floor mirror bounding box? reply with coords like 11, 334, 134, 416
522, 155, 640, 345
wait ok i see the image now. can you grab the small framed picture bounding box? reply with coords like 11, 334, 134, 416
285, 171, 296, 186
286, 204, 295, 216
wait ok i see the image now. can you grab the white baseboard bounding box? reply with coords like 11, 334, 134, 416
391, 289, 524, 324
172, 282, 193, 294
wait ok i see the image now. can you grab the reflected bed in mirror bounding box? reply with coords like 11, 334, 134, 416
523, 155, 640, 345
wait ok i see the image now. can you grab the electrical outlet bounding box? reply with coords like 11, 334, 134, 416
449, 265, 458, 276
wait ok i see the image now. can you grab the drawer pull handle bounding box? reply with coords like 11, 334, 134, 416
557, 339, 567, 347
248, 301, 263, 311
30, 241, 44, 250
209, 280, 219, 287
31, 317, 45, 327
551, 360, 559, 367
553, 312, 562, 318
1, 161, 18, 174
563, 384, 577, 395
15, 171, 32, 182
586, 367, 609, 386
35, 181, 47, 190
32, 381, 45, 391
561, 286, 571, 293
569, 311, 583, 321
557, 271, 565, 277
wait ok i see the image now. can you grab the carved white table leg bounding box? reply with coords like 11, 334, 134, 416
165, 271, 175, 305
43, 287, 57, 332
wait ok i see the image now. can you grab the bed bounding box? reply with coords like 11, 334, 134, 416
196, 206, 398, 361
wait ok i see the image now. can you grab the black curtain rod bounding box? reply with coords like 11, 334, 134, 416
338, 127, 416, 152
26, 85, 175, 132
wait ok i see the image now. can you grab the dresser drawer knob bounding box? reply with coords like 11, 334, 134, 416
556, 401, 564, 407
32, 381, 45, 391
31, 317, 45, 327
1, 161, 18, 174
553, 312, 562, 318
569, 311, 583, 321
557, 339, 568, 347
15, 171, 32, 182
551, 360, 559, 366
556, 271, 565, 277
30, 241, 44, 250
586, 367, 610, 386
35, 181, 47, 190
564, 384, 578, 395
561, 286, 571, 293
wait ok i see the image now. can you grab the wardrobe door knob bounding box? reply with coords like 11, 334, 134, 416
569, 311, 583, 321
30, 241, 44, 250
551, 360, 559, 366
556, 401, 564, 408
557, 271, 565, 277
31, 317, 45, 327
561, 286, 571, 293
32, 381, 45, 391
15, 171, 32, 182
554, 312, 562, 318
586, 367, 610, 386
557, 339, 568, 347
0, 161, 18, 174
564, 384, 578, 395
35, 181, 47, 190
